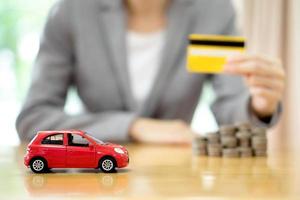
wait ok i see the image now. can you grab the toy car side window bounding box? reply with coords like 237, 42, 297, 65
67, 133, 89, 147
41, 134, 63, 145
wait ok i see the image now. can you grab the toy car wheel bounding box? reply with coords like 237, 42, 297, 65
30, 158, 48, 173
99, 157, 116, 173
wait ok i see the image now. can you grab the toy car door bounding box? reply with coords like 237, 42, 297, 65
66, 133, 96, 168
40, 133, 66, 168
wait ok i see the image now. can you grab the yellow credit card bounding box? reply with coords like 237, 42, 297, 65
186, 34, 246, 73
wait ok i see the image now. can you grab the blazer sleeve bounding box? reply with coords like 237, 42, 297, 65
210, 2, 281, 127
16, 0, 136, 142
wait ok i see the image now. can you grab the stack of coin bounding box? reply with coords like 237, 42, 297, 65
206, 133, 221, 156
192, 136, 207, 155
206, 132, 220, 144
238, 147, 253, 157
219, 124, 238, 157
192, 122, 268, 158
207, 143, 222, 157
251, 127, 267, 156
249, 125, 267, 157
236, 131, 252, 147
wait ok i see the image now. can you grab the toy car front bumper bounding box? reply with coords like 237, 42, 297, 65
116, 154, 129, 168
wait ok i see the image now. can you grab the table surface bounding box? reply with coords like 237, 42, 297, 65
0, 143, 299, 200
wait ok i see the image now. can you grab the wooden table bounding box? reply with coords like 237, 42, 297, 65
0, 144, 299, 199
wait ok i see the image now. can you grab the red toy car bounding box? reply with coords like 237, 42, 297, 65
24, 130, 129, 173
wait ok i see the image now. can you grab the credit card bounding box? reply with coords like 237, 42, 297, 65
186, 34, 246, 73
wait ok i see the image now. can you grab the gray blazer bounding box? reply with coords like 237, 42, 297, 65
16, 0, 279, 141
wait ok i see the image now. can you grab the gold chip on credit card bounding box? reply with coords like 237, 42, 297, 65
186, 34, 246, 73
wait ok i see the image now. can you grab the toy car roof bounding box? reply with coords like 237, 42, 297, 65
37, 130, 86, 135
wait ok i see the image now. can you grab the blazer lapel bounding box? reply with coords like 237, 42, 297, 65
140, 0, 195, 116
98, 0, 136, 111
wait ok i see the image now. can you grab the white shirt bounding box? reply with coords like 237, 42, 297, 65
126, 30, 165, 109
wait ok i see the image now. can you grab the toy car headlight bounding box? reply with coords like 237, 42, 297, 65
114, 148, 124, 154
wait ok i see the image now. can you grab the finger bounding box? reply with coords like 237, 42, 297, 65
225, 60, 285, 79
226, 54, 285, 79
245, 75, 285, 92
249, 86, 282, 101
228, 54, 280, 66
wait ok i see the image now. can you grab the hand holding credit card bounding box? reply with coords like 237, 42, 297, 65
186, 34, 246, 73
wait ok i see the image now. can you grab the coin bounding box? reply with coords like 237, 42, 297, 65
208, 152, 221, 157
236, 131, 252, 147
219, 125, 236, 136
208, 151, 221, 157
222, 148, 239, 158
193, 136, 207, 149
194, 135, 207, 143
254, 149, 267, 157
252, 127, 267, 137
193, 148, 207, 156
252, 136, 267, 150
208, 143, 222, 150
252, 142, 267, 150
207, 143, 222, 157
221, 136, 237, 148
192, 143, 206, 151
206, 133, 220, 144
236, 122, 251, 131
239, 139, 250, 147
236, 131, 252, 139
238, 147, 253, 157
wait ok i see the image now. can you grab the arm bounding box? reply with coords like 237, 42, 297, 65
210, 4, 283, 127
211, 70, 282, 127
16, 0, 136, 141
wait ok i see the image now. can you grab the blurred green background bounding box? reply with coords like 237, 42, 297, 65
0, 0, 54, 99
0, 0, 54, 145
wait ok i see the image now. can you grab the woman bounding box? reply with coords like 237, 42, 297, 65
16, 0, 285, 144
